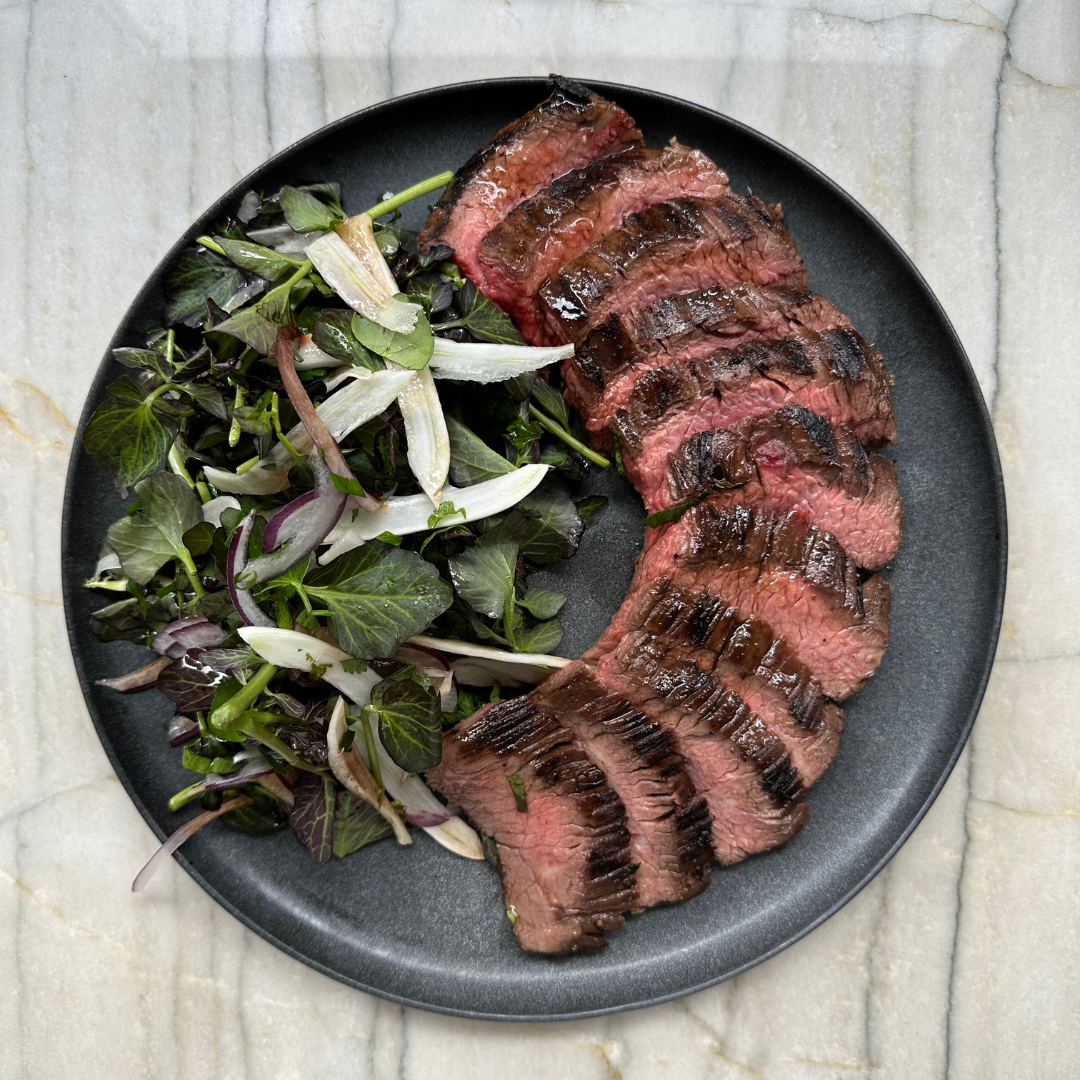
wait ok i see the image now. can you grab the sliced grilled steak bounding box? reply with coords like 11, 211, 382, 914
584, 578, 843, 785
590, 632, 809, 864
425, 693, 635, 954
612, 333, 897, 472
478, 142, 729, 342
531, 663, 713, 907
539, 195, 807, 346
564, 288, 884, 444
418, 76, 642, 286
642, 406, 903, 570
599, 502, 890, 700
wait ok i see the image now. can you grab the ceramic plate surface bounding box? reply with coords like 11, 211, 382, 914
62, 78, 1006, 1020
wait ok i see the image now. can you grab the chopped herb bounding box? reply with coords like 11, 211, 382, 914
507, 774, 528, 812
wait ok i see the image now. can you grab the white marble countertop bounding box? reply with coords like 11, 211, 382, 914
1, 1, 1076, 1076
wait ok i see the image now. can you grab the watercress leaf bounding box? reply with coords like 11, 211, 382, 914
107, 473, 202, 584
329, 473, 367, 497
212, 301, 281, 355
351, 307, 434, 371
289, 773, 337, 864
406, 272, 454, 315
371, 670, 442, 773
446, 415, 514, 485
575, 495, 609, 529
83, 396, 177, 490
333, 790, 392, 857
278, 185, 341, 233
303, 541, 453, 659
518, 587, 566, 620
514, 488, 584, 564
374, 531, 402, 546
223, 785, 288, 832
450, 280, 526, 345
296, 181, 344, 217
113, 347, 174, 381
107, 374, 157, 403
514, 616, 564, 654
165, 248, 249, 327
182, 520, 215, 556
176, 382, 228, 421
538, 442, 586, 482
311, 309, 383, 370
529, 378, 569, 428
447, 535, 517, 620
214, 236, 305, 281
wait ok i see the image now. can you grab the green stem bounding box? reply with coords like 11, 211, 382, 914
228, 385, 246, 448
359, 709, 384, 796
144, 383, 173, 408
527, 404, 610, 468
209, 663, 278, 735
271, 392, 304, 466
164, 328, 175, 369
196, 235, 228, 256
174, 545, 206, 600
84, 577, 131, 592
236, 712, 326, 774
364, 171, 454, 220
168, 780, 207, 812
235, 453, 261, 475
167, 441, 208, 502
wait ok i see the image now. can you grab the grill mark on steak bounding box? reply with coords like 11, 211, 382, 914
599, 502, 890, 700
584, 578, 844, 785
425, 692, 636, 954
641, 406, 903, 570
418, 75, 642, 287
477, 141, 729, 343
590, 632, 809, 865
539, 195, 808, 346
563, 287, 893, 447
612, 332, 896, 465
530, 662, 713, 907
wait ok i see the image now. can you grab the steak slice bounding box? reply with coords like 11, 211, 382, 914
598, 502, 890, 700
590, 632, 809, 864
612, 332, 897, 469
584, 578, 843, 786
417, 76, 642, 286
531, 662, 713, 907
539, 195, 808, 346
425, 693, 635, 954
477, 142, 729, 342
564, 288, 884, 443
644, 406, 903, 571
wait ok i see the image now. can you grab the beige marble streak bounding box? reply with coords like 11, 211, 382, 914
0, 0, 1072, 1077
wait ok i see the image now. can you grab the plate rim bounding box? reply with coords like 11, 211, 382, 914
61, 75, 1008, 1021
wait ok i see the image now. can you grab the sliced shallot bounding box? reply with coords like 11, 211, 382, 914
428, 337, 574, 383
397, 366, 449, 506
95, 655, 174, 693
226, 511, 274, 627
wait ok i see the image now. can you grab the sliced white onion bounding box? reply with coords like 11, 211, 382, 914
450, 657, 555, 688
95, 548, 121, 575
407, 635, 571, 670
201, 495, 241, 526
396, 367, 449, 506
204, 368, 412, 495
295, 339, 346, 370
320, 465, 549, 564
238, 626, 482, 860
306, 226, 421, 334
326, 696, 411, 846
247, 223, 322, 253
429, 337, 574, 383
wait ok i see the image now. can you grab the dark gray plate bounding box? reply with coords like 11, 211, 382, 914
61, 78, 1006, 1020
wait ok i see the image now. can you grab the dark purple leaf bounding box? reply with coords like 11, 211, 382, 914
158, 647, 258, 712
288, 774, 336, 864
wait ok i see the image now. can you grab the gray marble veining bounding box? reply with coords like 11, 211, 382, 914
1, 1, 1076, 1076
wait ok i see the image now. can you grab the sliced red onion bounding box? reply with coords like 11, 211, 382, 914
132, 795, 251, 893
167, 714, 200, 746
393, 643, 457, 712
95, 655, 174, 693
152, 615, 228, 659
255, 772, 295, 807
203, 750, 274, 791
241, 454, 346, 586
403, 806, 453, 828
226, 511, 274, 627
